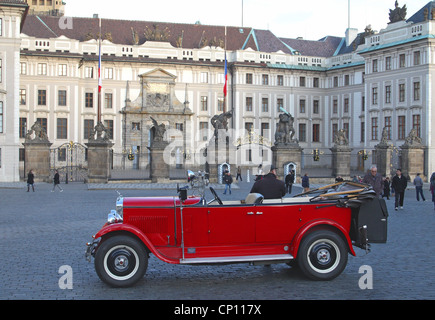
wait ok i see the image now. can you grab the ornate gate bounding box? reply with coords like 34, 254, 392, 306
50, 142, 88, 182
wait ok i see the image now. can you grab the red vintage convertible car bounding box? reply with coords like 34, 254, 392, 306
86, 171, 388, 287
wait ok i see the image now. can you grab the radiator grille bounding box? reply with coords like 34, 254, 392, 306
128, 216, 168, 233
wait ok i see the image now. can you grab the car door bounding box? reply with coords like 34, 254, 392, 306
207, 205, 256, 245
254, 203, 301, 244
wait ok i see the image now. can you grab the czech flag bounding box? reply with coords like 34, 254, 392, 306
223, 52, 228, 97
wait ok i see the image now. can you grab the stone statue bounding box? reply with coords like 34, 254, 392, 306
389, 1, 407, 24
274, 113, 296, 145
150, 117, 166, 142
25, 121, 49, 142
380, 127, 389, 145
210, 111, 232, 139
333, 129, 349, 146
404, 128, 422, 146
89, 121, 110, 141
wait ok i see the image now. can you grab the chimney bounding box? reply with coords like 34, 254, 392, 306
346, 28, 358, 47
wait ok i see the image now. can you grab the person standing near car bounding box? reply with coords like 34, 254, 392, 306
392, 168, 407, 210
362, 165, 383, 197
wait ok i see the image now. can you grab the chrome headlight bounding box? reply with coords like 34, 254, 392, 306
107, 197, 124, 224
108, 210, 123, 224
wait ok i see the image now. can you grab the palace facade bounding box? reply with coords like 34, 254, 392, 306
1, 1, 435, 182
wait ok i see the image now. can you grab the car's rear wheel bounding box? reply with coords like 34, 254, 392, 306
94, 235, 148, 287
297, 229, 348, 280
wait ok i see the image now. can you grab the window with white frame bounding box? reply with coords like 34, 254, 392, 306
20, 62, 27, 75
37, 63, 47, 75
105, 67, 113, 79
58, 64, 67, 76
200, 72, 208, 83
85, 67, 94, 78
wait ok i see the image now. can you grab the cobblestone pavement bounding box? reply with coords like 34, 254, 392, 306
1, 178, 434, 301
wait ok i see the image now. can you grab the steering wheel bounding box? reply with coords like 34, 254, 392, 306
209, 187, 223, 205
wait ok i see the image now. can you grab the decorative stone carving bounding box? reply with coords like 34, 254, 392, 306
150, 117, 166, 144
25, 121, 49, 143
333, 129, 349, 148
389, 1, 407, 24
274, 112, 296, 146
403, 128, 422, 147
210, 110, 232, 142
88, 121, 110, 142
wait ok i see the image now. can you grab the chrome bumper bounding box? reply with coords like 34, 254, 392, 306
85, 238, 100, 262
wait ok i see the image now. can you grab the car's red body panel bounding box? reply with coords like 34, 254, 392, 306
87, 180, 388, 286
94, 196, 356, 263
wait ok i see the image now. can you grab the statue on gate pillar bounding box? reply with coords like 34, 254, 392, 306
89, 122, 110, 142
25, 121, 49, 142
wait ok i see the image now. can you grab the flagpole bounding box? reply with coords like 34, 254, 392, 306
97, 17, 102, 124
223, 26, 227, 113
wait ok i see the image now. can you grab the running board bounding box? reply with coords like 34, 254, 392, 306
180, 254, 294, 265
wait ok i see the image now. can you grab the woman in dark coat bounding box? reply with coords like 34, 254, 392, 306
27, 169, 35, 192
382, 177, 391, 200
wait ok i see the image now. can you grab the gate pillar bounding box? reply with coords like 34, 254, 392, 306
86, 122, 113, 183
400, 129, 425, 181
23, 141, 52, 182
149, 141, 170, 183
23, 121, 52, 182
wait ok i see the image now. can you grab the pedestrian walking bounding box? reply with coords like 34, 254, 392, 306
362, 165, 383, 197
222, 170, 233, 195
382, 176, 391, 200
236, 166, 242, 181
430, 172, 435, 210
302, 173, 310, 193
413, 173, 426, 201
392, 168, 407, 210
27, 169, 35, 192
285, 170, 295, 194
52, 169, 64, 192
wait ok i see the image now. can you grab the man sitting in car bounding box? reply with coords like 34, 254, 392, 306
250, 165, 286, 199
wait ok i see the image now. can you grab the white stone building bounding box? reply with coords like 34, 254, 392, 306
1, 0, 434, 181
0, 0, 28, 182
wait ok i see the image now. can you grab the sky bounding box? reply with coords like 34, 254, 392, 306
65, 0, 431, 40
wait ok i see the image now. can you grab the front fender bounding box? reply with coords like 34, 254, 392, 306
94, 223, 179, 264
290, 219, 356, 258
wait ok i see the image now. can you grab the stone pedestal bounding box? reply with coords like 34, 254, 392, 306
374, 144, 394, 177
400, 145, 425, 181
149, 141, 170, 183
86, 140, 113, 183
331, 146, 352, 179
272, 143, 302, 181
205, 136, 237, 183
23, 141, 52, 182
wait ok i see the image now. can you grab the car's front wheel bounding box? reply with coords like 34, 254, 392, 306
297, 229, 348, 280
94, 235, 148, 287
